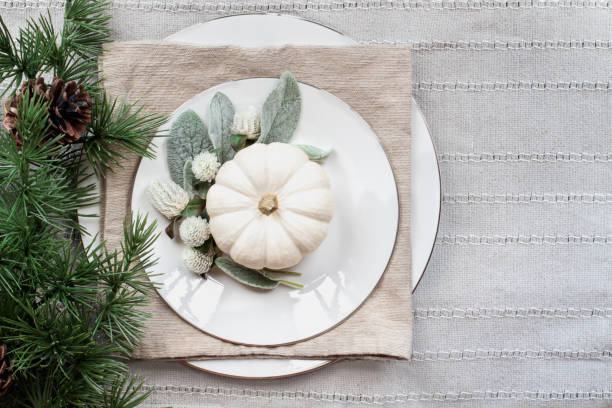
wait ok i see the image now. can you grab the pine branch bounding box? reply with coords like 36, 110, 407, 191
15, 20, 54, 80
0, 16, 54, 94
0, 302, 123, 379
0, 17, 20, 96
0, 0, 112, 96
104, 376, 154, 408
0, 96, 97, 229
84, 92, 167, 178
37, 240, 100, 319
0, 214, 159, 406
0, 193, 63, 301
7, 351, 126, 408
0, 120, 158, 407
49, 0, 112, 88
92, 213, 159, 355
11, 88, 53, 149
63, 0, 112, 59
0, 2, 163, 406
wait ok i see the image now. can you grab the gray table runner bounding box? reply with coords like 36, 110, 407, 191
4, 1, 610, 407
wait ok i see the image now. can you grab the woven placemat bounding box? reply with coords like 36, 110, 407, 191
100, 43, 412, 360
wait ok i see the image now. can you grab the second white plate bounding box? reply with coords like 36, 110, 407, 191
168, 15, 440, 378
79, 13, 441, 379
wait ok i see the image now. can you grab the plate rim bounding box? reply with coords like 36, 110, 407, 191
169, 14, 441, 377
164, 13, 349, 45
182, 359, 338, 380
411, 102, 441, 292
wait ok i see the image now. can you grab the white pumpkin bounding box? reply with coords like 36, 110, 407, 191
206, 142, 334, 270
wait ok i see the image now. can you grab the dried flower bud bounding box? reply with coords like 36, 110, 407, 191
183, 246, 214, 275
179, 216, 210, 247
232, 105, 261, 140
192, 151, 220, 182
146, 179, 189, 219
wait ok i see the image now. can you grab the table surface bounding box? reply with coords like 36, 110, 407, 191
4, 1, 611, 407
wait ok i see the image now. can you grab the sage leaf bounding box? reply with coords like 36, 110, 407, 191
214, 256, 279, 289
259, 72, 301, 144
167, 110, 212, 186
293, 144, 332, 161
181, 195, 206, 217
209, 92, 235, 163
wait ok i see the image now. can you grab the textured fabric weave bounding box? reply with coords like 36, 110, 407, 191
3, 1, 611, 406
99, 43, 413, 360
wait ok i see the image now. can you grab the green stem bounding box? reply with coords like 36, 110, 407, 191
259, 270, 303, 289
277, 280, 304, 289
261, 268, 302, 277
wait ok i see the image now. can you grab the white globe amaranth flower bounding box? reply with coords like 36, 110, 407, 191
146, 179, 189, 219
183, 246, 214, 275
191, 151, 220, 182
179, 216, 210, 247
232, 105, 261, 140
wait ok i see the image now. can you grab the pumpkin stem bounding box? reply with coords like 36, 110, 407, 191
258, 194, 278, 215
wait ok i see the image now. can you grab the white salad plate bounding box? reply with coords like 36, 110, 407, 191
79, 14, 441, 379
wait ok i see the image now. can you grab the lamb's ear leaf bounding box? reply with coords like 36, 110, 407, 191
292, 144, 332, 161
194, 182, 211, 198
214, 256, 279, 289
183, 160, 212, 198
209, 92, 235, 163
167, 110, 212, 185
258, 71, 301, 144
183, 160, 194, 196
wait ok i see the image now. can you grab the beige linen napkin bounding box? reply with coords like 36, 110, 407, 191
100, 43, 412, 360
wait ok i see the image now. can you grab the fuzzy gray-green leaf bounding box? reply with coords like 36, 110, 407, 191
183, 160, 194, 195
167, 110, 212, 185
214, 256, 279, 289
293, 144, 332, 161
182, 161, 210, 198
209, 92, 235, 163
259, 72, 301, 144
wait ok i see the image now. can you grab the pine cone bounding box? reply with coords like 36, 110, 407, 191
0, 344, 12, 398
2, 77, 92, 147
45, 77, 92, 144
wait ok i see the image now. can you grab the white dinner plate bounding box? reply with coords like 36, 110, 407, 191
134, 77, 399, 344
78, 14, 441, 379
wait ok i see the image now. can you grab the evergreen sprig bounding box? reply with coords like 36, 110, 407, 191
0, 1, 165, 406
84, 92, 167, 178
103, 376, 154, 408
0, 0, 111, 95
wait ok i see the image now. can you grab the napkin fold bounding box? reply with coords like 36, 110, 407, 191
100, 42, 412, 360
